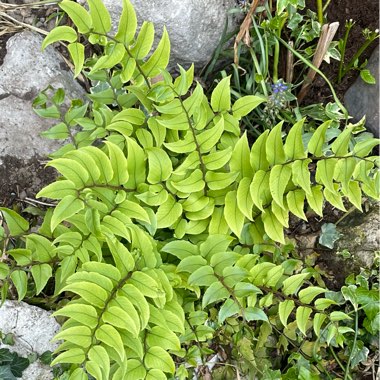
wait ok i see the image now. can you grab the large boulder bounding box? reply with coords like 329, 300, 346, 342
344, 46, 379, 137
0, 31, 85, 202
0, 300, 61, 380
103, 0, 238, 69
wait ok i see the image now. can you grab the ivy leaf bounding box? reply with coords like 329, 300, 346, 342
319, 223, 341, 249
296, 306, 312, 335
41, 26, 77, 49
0, 208, 29, 236
10, 355, 29, 378
0, 365, 17, 380
360, 69, 376, 84
211, 76, 231, 112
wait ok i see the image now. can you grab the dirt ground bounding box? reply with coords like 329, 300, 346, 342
304, 0, 379, 104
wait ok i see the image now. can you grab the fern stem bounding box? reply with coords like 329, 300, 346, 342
344, 311, 359, 380
329, 346, 348, 376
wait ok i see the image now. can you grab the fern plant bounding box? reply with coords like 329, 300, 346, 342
0, 0, 379, 378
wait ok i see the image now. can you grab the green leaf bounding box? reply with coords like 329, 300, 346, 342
324, 185, 346, 211
202, 282, 229, 308
147, 326, 181, 351
353, 138, 380, 157
319, 223, 341, 249
286, 190, 307, 220
211, 76, 231, 112
51, 195, 84, 231
144, 347, 175, 374
147, 148, 172, 184
218, 299, 240, 323
282, 273, 309, 296
161, 240, 198, 260
284, 118, 307, 160
69, 42, 86, 78
146, 369, 167, 380
47, 158, 88, 187
42, 26, 77, 49
95, 324, 125, 361
230, 132, 253, 178
250, 129, 269, 171
141, 27, 170, 78
360, 69, 376, 84
115, 0, 137, 45
315, 298, 338, 311
62, 281, 108, 308
172, 169, 205, 193
316, 158, 338, 192
296, 306, 312, 335
10, 270, 27, 301
232, 95, 265, 118
279, 300, 295, 327
80, 146, 114, 184
203, 148, 232, 170
245, 307, 268, 322
331, 127, 352, 156
205, 171, 238, 191
305, 185, 324, 216
262, 209, 285, 244
299, 287, 326, 304
266, 121, 286, 165
105, 141, 129, 186
330, 311, 352, 321
313, 313, 327, 337
54, 326, 92, 348
51, 348, 85, 365
59, 0, 92, 33
103, 303, 140, 337
292, 159, 312, 195
265, 265, 284, 287
0, 263, 10, 280
126, 359, 146, 379
130, 21, 154, 59
197, 117, 225, 153
87, 0, 111, 34
269, 164, 292, 209
88, 346, 110, 380
156, 195, 182, 228
188, 266, 217, 286
31, 264, 52, 295
237, 177, 253, 220
53, 303, 98, 329
0, 208, 29, 235
90, 43, 125, 73
250, 170, 270, 211
224, 190, 245, 238
307, 120, 332, 157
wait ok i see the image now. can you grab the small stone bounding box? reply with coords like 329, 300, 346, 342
103, 0, 239, 68
344, 46, 379, 137
0, 300, 61, 380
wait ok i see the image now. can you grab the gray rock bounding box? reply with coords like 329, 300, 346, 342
0, 31, 85, 199
102, 0, 238, 68
0, 300, 60, 380
318, 202, 380, 288
344, 46, 379, 137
